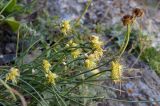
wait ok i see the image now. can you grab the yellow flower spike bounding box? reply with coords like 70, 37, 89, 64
85, 59, 96, 69
89, 35, 103, 50
66, 40, 72, 47
92, 38, 101, 44
71, 42, 78, 47
43, 59, 51, 73
66, 40, 73, 46
93, 49, 103, 60
111, 61, 122, 83
65, 40, 78, 51
61, 20, 71, 35
87, 54, 96, 61
5, 67, 20, 84
71, 49, 81, 59
90, 35, 99, 42
45, 71, 58, 85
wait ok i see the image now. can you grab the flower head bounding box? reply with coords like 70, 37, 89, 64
71, 49, 81, 59
45, 71, 58, 85
61, 20, 71, 35
67, 40, 73, 46
65, 40, 78, 50
92, 41, 103, 50
85, 59, 96, 69
43, 59, 51, 73
87, 54, 96, 61
121, 15, 134, 26
5, 67, 20, 84
90, 35, 103, 50
94, 48, 103, 58
111, 61, 122, 83
90, 35, 99, 42
132, 8, 144, 18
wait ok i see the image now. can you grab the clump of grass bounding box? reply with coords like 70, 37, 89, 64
141, 47, 160, 75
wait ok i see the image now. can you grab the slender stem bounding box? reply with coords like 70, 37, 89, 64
52, 86, 67, 106
130, 18, 144, 69
119, 24, 131, 59
16, 26, 20, 58
0, 0, 12, 14
60, 95, 84, 106
19, 79, 48, 106
11, 88, 27, 106
75, 0, 92, 25
50, 36, 66, 48
63, 69, 110, 96
0, 79, 16, 101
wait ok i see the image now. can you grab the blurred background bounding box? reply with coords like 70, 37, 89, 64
46, 0, 160, 49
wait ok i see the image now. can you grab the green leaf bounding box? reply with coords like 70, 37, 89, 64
5, 17, 20, 32
13, 4, 23, 12
4, 0, 17, 13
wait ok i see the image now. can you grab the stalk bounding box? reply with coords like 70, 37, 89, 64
119, 24, 131, 58
75, 0, 92, 25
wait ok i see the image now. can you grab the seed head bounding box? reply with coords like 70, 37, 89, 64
132, 8, 144, 18
121, 15, 134, 26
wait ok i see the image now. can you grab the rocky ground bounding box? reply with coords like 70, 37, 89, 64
47, 0, 160, 49
99, 54, 160, 106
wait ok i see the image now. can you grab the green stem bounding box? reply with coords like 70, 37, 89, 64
119, 24, 131, 58
0, 79, 16, 101
16, 26, 20, 58
19, 79, 48, 106
130, 18, 144, 69
0, 0, 12, 15
75, 0, 92, 25
63, 69, 110, 96
52, 86, 67, 106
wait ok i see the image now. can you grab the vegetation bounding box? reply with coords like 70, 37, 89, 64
141, 47, 160, 75
0, 0, 159, 106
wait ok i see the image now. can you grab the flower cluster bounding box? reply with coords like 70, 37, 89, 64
90, 35, 103, 59
43, 59, 51, 73
85, 57, 96, 69
5, 67, 20, 84
121, 8, 144, 26
45, 71, 58, 85
90, 35, 103, 51
85, 35, 103, 74
111, 60, 122, 83
43, 59, 58, 85
61, 20, 71, 35
71, 49, 81, 59
66, 40, 81, 59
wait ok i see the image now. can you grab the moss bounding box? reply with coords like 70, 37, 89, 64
141, 47, 160, 75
